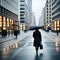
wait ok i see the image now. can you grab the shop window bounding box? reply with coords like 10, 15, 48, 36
3, 17, 6, 30
7, 18, 9, 27
10, 19, 12, 26
54, 21, 57, 30
57, 28, 59, 30
12, 20, 13, 30
0, 16, 2, 32
57, 20, 59, 30
6, 18, 10, 32
10, 19, 13, 31
0, 16, 2, 27
12, 20, 13, 24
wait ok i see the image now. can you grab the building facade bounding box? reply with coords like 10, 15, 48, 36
0, 0, 19, 34
39, 7, 45, 28
44, 0, 52, 30
30, 13, 36, 26
20, 0, 32, 31
20, 0, 25, 31
25, 0, 32, 30
51, 0, 60, 31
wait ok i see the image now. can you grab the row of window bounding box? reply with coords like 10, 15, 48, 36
52, 14, 60, 20
20, 14, 24, 16
0, 16, 13, 32
53, 20, 60, 30
52, 1, 60, 10
20, 4, 25, 7
20, 11, 25, 13
52, 0, 57, 6
47, 17, 51, 19
47, 14, 51, 16
47, 7, 51, 10
52, 8, 60, 15
47, 11, 51, 13
47, 20, 51, 23
20, 20, 25, 23
20, 0, 25, 2
0, 6, 18, 20
20, 8, 25, 10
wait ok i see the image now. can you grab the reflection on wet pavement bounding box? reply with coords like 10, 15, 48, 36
55, 46, 60, 53
0, 31, 60, 60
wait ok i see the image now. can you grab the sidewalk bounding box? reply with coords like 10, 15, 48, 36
40, 30, 60, 44
0, 31, 31, 51
49, 31, 60, 37
0, 31, 29, 43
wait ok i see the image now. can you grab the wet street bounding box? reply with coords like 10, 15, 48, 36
0, 30, 60, 60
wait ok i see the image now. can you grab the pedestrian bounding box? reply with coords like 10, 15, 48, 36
57, 31, 58, 36
14, 29, 18, 39
33, 29, 42, 54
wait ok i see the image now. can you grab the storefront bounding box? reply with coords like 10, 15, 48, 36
0, 6, 18, 34
20, 23, 25, 32
51, 20, 60, 31
0, 16, 19, 34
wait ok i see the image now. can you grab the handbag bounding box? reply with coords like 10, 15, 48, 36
40, 43, 43, 49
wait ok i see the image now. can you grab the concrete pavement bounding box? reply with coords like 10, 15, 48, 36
0, 30, 60, 60
12, 30, 60, 60
49, 30, 60, 37
0, 31, 30, 50
0, 32, 24, 43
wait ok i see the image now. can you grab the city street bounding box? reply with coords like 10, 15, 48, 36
0, 30, 60, 60
0, 0, 60, 60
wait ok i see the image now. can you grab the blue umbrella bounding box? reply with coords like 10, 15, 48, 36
29, 26, 42, 30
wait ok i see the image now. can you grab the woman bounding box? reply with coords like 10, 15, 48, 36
33, 29, 42, 54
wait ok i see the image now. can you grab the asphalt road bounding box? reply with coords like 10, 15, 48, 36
0, 30, 60, 60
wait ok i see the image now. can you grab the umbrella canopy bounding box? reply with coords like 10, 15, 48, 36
29, 26, 42, 30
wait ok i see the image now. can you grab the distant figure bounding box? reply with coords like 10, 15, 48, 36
14, 30, 18, 39
57, 31, 58, 36
33, 29, 42, 54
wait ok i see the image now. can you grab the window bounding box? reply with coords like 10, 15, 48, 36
20, 5, 25, 6
0, 16, 2, 32
20, 8, 25, 10
3, 17, 6, 30
20, 0, 25, 2
20, 11, 25, 13
47, 14, 48, 16
0, 16, 2, 27
47, 11, 48, 13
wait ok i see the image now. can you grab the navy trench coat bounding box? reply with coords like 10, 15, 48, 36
33, 30, 42, 47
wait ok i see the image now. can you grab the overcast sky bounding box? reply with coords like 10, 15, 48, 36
32, 0, 46, 25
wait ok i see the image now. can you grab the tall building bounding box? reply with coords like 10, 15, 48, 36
51, 0, 60, 31
20, 0, 25, 31
30, 13, 36, 26
20, 0, 32, 31
44, 0, 52, 30
25, 0, 32, 30
39, 7, 45, 27
0, 0, 19, 34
